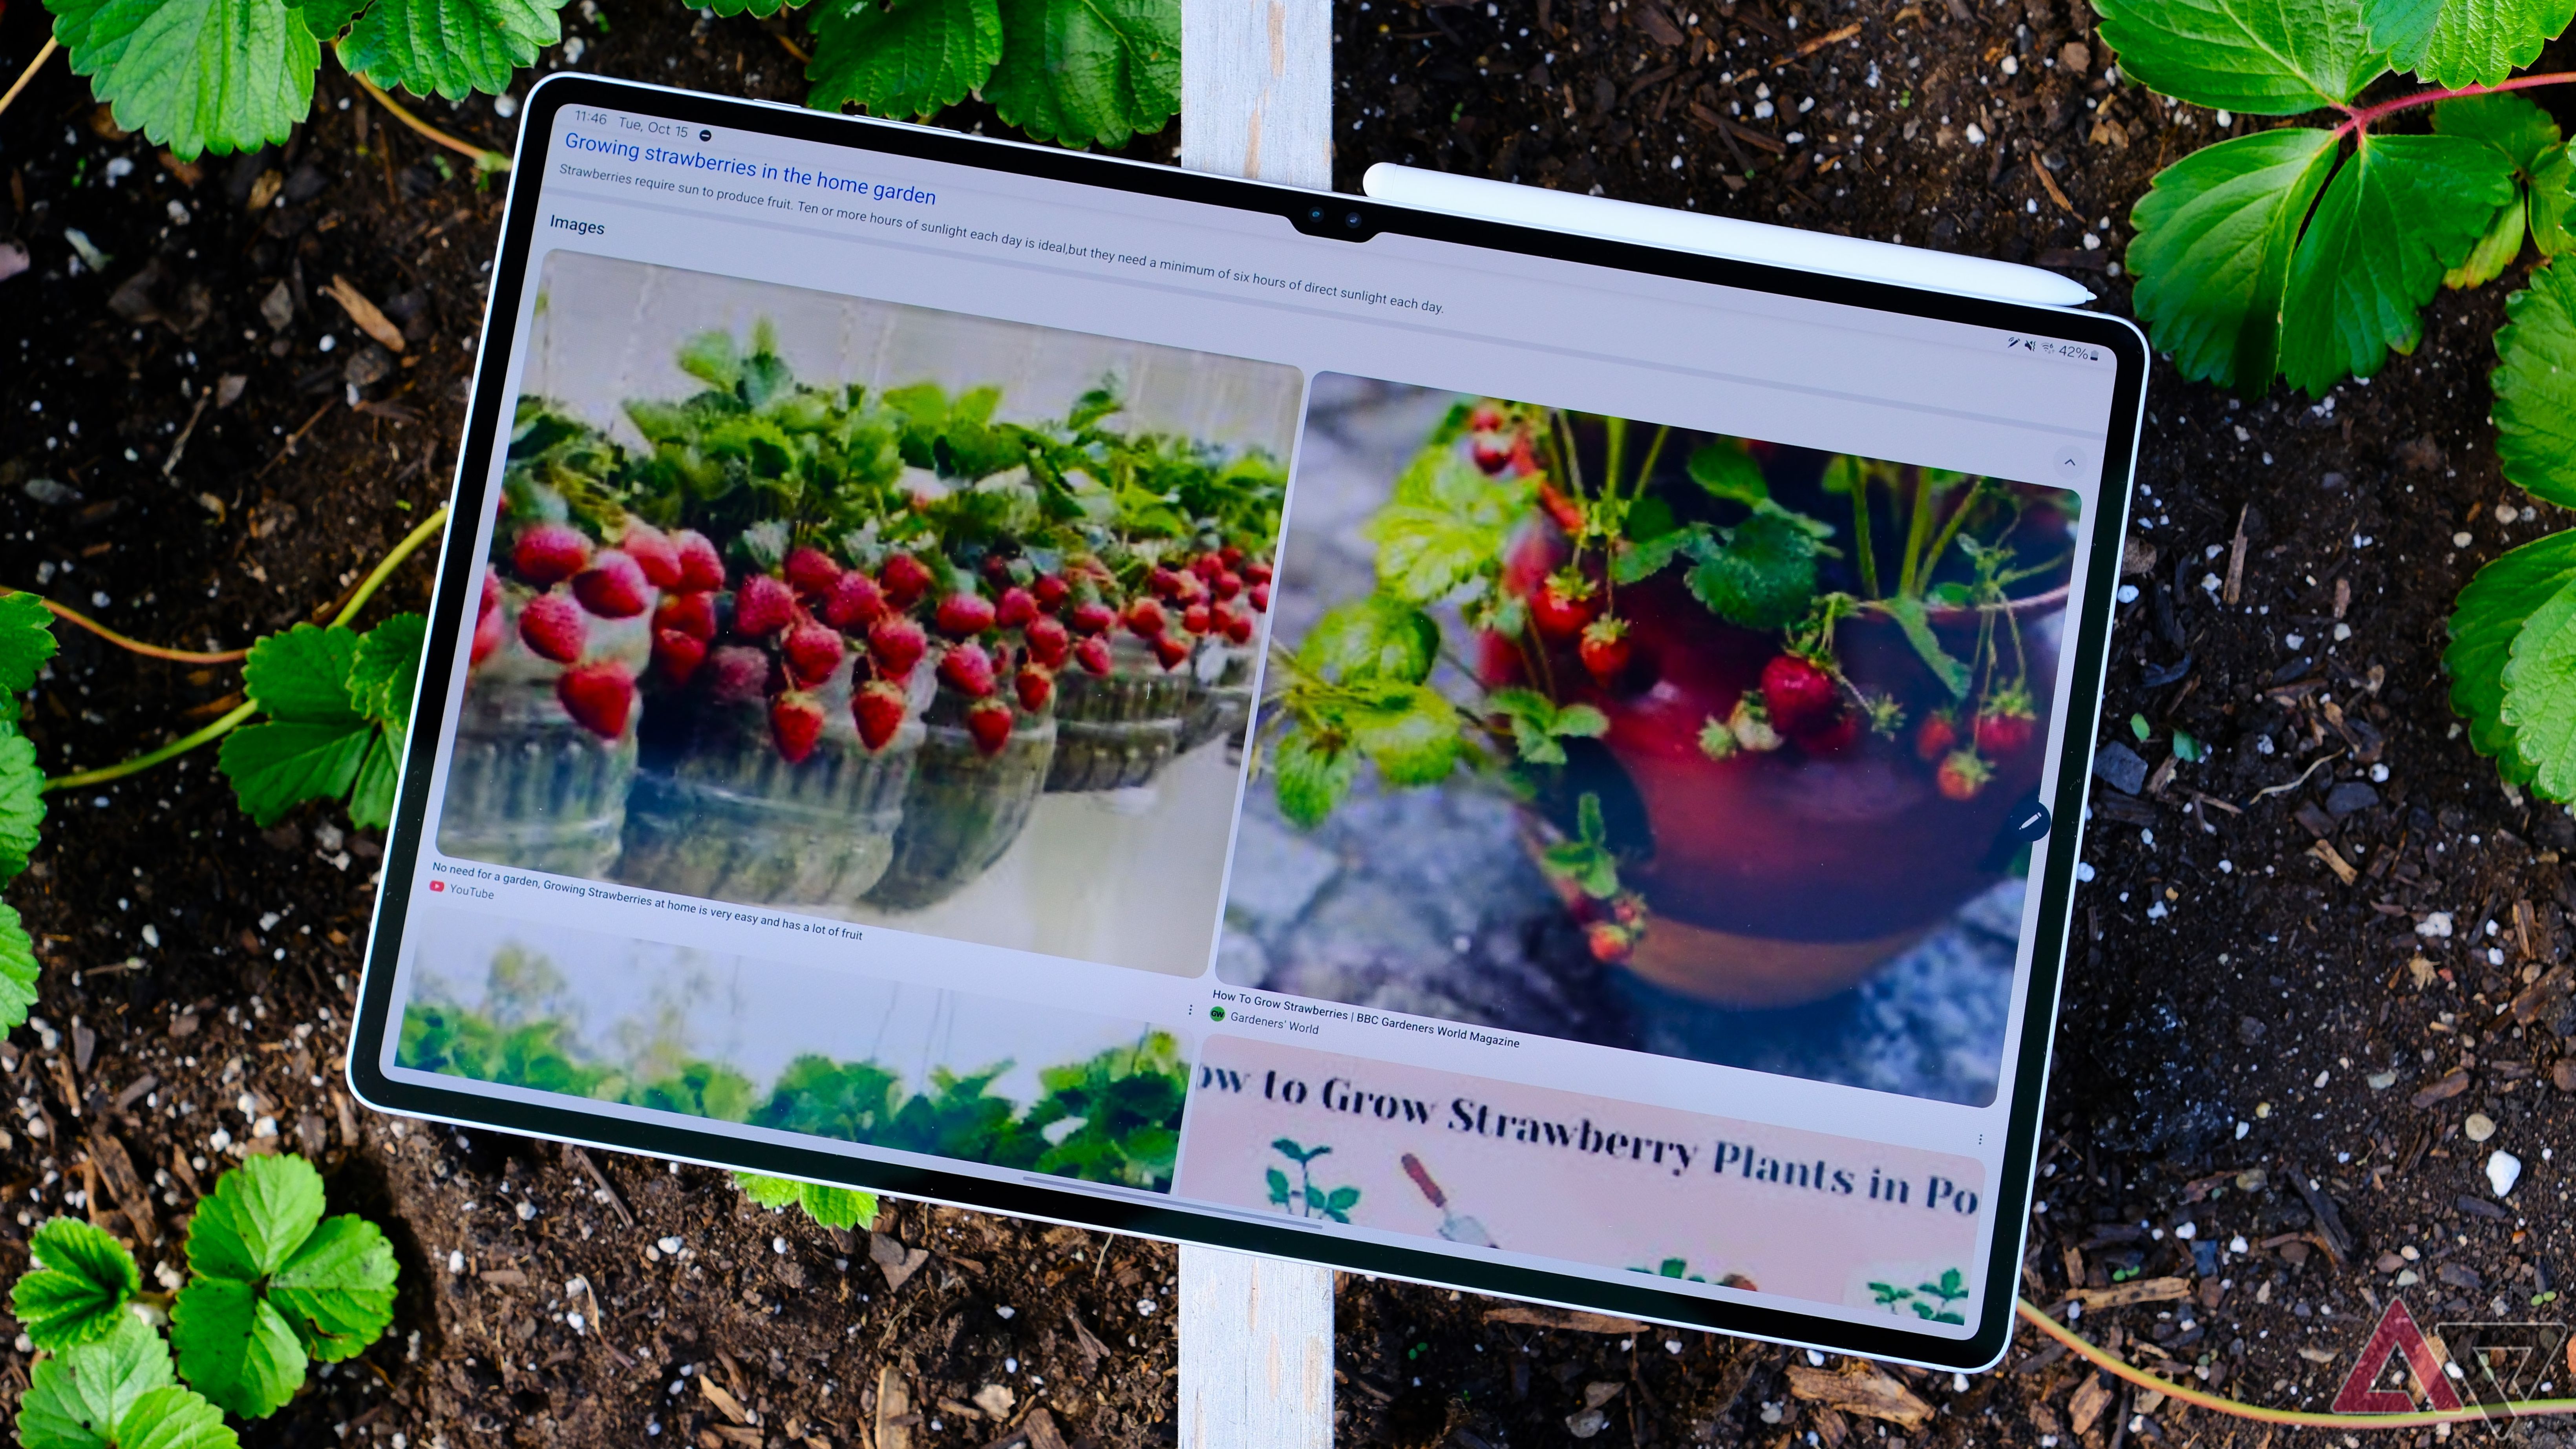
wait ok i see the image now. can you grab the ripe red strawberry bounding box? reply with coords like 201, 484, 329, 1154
1219, 605, 1256, 645
964, 698, 1015, 756
1015, 664, 1055, 713
1468, 403, 1505, 433
1530, 572, 1596, 640
555, 660, 634, 739
1579, 617, 1631, 685
1245, 560, 1273, 586
471, 600, 504, 666
1914, 711, 1960, 763
1150, 566, 1187, 599
1213, 570, 1245, 601
939, 641, 998, 698
1538, 482, 1585, 535
868, 615, 928, 681
1191, 552, 1222, 581
994, 586, 1038, 630
1249, 582, 1271, 613
1974, 693, 2038, 756
656, 590, 718, 643
704, 645, 771, 702
1586, 921, 1633, 964
769, 692, 826, 764
512, 523, 592, 586
879, 552, 934, 607
572, 550, 652, 619
1936, 749, 1993, 801
782, 623, 845, 687
852, 679, 909, 751
733, 574, 796, 637
621, 522, 682, 588
481, 572, 503, 614
1760, 654, 1840, 738
518, 592, 588, 663
1070, 599, 1117, 636
1151, 633, 1191, 670
1126, 598, 1169, 639
1034, 573, 1070, 610
784, 546, 841, 598
1181, 603, 1213, 636
821, 570, 887, 630
1508, 435, 1541, 477
936, 590, 998, 639
673, 530, 725, 592
1024, 614, 1072, 670
1075, 635, 1113, 676
1219, 545, 1246, 569
652, 628, 707, 685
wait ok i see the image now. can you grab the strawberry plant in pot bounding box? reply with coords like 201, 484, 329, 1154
1266, 398, 2079, 1008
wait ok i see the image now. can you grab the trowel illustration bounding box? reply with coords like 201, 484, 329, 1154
1400, 1153, 1496, 1248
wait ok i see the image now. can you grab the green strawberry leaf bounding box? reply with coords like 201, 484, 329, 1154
1687, 501, 1818, 630
265, 1214, 397, 1362
2446, 193, 2527, 289
0, 902, 40, 1034
345, 733, 398, 832
114, 1385, 238, 1449
217, 721, 373, 828
1611, 521, 1711, 585
1345, 683, 1460, 787
0, 729, 48, 886
2364, 0, 2576, 87
18, 1315, 177, 1449
797, 1184, 878, 1229
0, 590, 60, 719
242, 624, 364, 724
340, 0, 571, 100
1879, 596, 1974, 700
13, 1219, 141, 1352
2494, 259, 2576, 508
2433, 91, 2564, 173
2446, 531, 2576, 775
185, 1154, 327, 1283
2280, 132, 2517, 394
1298, 597, 1439, 685
2533, 143, 2576, 256
1273, 728, 1357, 829
806, 0, 1003, 119
2500, 572, 2576, 797
2092, 0, 2388, 114
45, 0, 320, 158
1686, 440, 1768, 504
168, 1276, 303, 1421
296, 0, 369, 38
982, 0, 1179, 149
2126, 128, 2341, 392
706, 0, 804, 13
733, 1172, 802, 1210
1362, 446, 1527, 606
1486, 687, 1608, 766
348, 613, 426, 738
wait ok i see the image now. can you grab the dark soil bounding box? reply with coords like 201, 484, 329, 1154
5, 0, 2574, 1444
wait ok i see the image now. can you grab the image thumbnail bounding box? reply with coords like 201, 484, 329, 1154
435, 252, 1303, 976
393, 912, 1190, 1191
1219, 376, 2085, 1104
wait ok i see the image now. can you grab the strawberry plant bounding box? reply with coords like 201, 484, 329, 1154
734, 1171, 879, 1229
1264, 1138, 1359, 1223
8, 1155, 399, 1446
215, 612, 427, 829
0, 594, 58, 1038
2095, 0, 2576, 801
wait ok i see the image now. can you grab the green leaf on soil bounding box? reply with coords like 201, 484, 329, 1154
2445, 530, 2576, 775
295, 0, 369, 38
218, 722, 373, 828
981, 0, 1179, 149
2500, 571, 2576, 798
1687, 501, 1818, 630
349, 613, 426, 738
2433, 91, 2565, 173
0, 730, 47, 887
2493, 259, 2576, 508
339, 0, 571, 100
0, 591, 60, 719
113, 1385, 238, 1449
45, 0, 320, 158
704, 0, 804, 13
1273, 728, 1357, 828
173, 1157, 386, 1416
2533, 144, 2576, 256
2279, 132, 2517, 394
2126, 128, 2340, 392
345, 735, 398, 833
1879, 596, 1974, 700
13, 1219, 141, 1352
18, 1315, 178, 1449
1298, 596, 1439, 684
794, 1185, 879, 1230
2363, 0, 2576, 87
186, 1155, 327, 1283
2446, 193, 2528, 289
1685, 440, 1767, 504
2092, 0, 2388, 113
734, 1172, 804, 1210
1345, 683, 1461, 787
0, 903, 40, 1034
241, 625, 365, 724
169, 1276, 303, 1421
265, 1215, 398, 1361
806, 0, 1004, 119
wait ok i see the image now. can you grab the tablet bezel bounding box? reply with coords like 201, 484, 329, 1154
346, 70, 2145, 1370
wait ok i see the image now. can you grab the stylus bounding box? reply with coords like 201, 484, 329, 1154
1359, 163, 2095, 309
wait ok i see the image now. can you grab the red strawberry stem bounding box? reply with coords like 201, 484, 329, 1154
2333, 72, 2576, 139
45, 504, 452, 792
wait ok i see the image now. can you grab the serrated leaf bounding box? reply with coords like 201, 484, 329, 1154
0, 590, 59, 717
168, 1276, 302, 1421
217, 720, 373, 828
2533, 144, 2576, 256
1612, 521, 1712, 585
734, 1171, 803, 1209
0, 902, 39, 1034
2446, 193, 2527, 289
19, 1316, 176, 1449
114, 1386, 238, 1449
2444, 530, 2576, 769
296, 0, 368, 38
2127, 128, 2340, 392
1298, 597, 1439, 684
1362, 462, 1525, 604
982, 0, 1179, 149
797, 1184, 878, 1229
1686, 440, 1768, 504
2093, 0, 2388, 113
2494, 260, 2576, 508
186, 1155, 327, 1283
2364, 0, 2575, 87
705, 0, 800, 13
0, 730, 46, 886
2433, 91, 2564, 174
1346, 684, 1460, 786
2500, 573, 2576, 797
1686, 503, 1817, 630
13, 1219, 141, 1352
1273, 729, 1356, 828
807, 0, 1002, 119
267, 1215, 397, 1362
2280, 132, 2517, 394
345, 734, 397, 833
242, 624, 364, 724
46, 0, 320, 158
349, 613, 425, 736
339, 0, 570, 100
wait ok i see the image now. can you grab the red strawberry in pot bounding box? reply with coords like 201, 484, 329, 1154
573, 550, 652, 619
1530, 571, 1596, 640
964, 698, 1015, 756
519, 592, 588, 663
939, 641, 998, 698
1218, 605, 1256, 646
879, 552, 934, 608
1070, 599, 1117, 636
674, 530, 726, 592
1035, 573, 1070, 610
852, 679, 909, 752
821, 570, 886, 630
556, 660, 635, 739
868, 615, 928, 681
1151, 633, 1192, 671
1759, 653, 1840, 739
1586, 922, 1633, 964
733, 574, 796, 637
1578, 617, 1631, 686
1181, 603, 1212, 636
512, 523, 591, 586
782, 623, 845, 688
1126, 598, 1169, 640
1914, 710, 1960, 763
1024, 614, 1072, 670
703, 645, 772, 702
1936, 749, 1993, 801
784, 546, 841, 598
937, 590, 998, 639
471, 599, 505, 667
1015, 664, 1055, 713
1074, 634, 1113, 676
1249, 582, 1271, 613
1245, 560, 1273, 587
995, 586, 1039, 630
652, 629, 708, 685
621, 522, 682, 588
769, 691, 826, 764
1973, 688, 2037, 757
656, 590, 717, 643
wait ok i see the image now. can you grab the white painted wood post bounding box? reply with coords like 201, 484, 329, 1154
1174, 4, 1336, 1446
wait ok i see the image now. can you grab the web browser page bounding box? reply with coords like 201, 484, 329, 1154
375, 93, 2126, 1347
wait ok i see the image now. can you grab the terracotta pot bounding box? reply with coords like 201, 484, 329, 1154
437, 594, 649, 878
865, 684, 1058, 910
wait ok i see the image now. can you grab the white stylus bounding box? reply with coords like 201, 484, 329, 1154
1359, 163, 2095, 309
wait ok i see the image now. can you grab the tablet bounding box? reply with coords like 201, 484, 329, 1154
349, 71, 2146, 1370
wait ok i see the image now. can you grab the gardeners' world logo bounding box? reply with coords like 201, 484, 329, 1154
2330, 1298, 2572, 1422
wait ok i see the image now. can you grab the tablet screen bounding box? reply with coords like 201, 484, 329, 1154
354, 75, 2143, 1367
